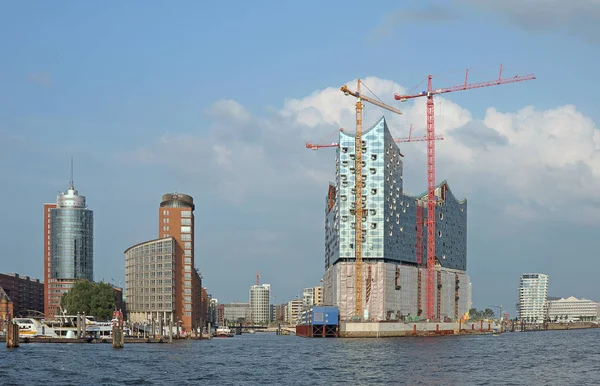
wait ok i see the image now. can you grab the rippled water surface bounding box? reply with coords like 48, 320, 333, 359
2, 329, 600, 385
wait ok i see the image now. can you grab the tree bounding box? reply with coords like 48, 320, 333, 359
60, 280, 116, 321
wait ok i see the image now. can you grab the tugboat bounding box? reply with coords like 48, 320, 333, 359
214, 326, 234, 338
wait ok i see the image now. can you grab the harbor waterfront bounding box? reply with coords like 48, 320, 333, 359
2, 329, 600, 385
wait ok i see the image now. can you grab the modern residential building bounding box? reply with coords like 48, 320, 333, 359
517, 273, 549, 323
322, 117, 471, 322
249, 284, 271, 324
547, 296, 600, 322
314, 286, 323, 306
125, 193, 203, 334
222, 303, 251, 325
44, 179, 94, 318
302, 286, 324, 309
0, 273, 44, 317
303, 287, 315, 309
287, 299, 303, 325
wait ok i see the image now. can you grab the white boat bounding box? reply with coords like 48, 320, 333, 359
215, 326, 234, 338
12, 315, 118, 339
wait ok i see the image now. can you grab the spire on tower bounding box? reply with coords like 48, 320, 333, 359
69, 156, 75, 189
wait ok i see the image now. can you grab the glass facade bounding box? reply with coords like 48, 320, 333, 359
325, 116, 467, 270
50, 185, 93, 281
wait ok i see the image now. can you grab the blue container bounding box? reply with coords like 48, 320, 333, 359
311, 306, 339, 326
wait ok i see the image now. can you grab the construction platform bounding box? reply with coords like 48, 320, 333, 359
340, 320, 501, 338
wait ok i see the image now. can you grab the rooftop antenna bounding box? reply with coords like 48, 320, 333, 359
69, 156, 74, 189
256, 272, 260, 286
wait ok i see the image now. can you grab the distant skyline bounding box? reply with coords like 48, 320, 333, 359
1, 1, 599, 315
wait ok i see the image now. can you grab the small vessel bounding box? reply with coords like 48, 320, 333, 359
215, 326, 234, 338
247, 329, 256, 334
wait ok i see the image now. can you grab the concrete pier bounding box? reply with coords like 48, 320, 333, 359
340, 321, 501, 338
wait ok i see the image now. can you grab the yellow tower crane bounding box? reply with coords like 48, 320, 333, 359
340, 80, 403, 319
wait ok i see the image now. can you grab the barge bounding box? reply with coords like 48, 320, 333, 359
296, 306, 339, 338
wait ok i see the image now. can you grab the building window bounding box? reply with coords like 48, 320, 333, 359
184, 242, 192, 249
181, 218, 192, 226
184, 266, 192, 272
181, 234, 191, 241
163, 225, 169, 231
184, 249, 192, 257
181, 210, 192, 218
163, 210, 169, 216
184, 257, 192, 264
181, 226, 191, 233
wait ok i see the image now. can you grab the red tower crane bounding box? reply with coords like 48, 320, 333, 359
394, 64, 535, 321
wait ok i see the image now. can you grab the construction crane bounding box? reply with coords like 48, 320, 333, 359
305, 125, 443, 150
394, 64, 535, 321
340, 79, 403, 319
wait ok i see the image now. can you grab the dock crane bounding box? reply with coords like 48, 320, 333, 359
394, 65, 535, 321
340, 79, 402, 319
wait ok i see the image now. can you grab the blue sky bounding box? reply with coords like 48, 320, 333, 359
1, 0, 599, 314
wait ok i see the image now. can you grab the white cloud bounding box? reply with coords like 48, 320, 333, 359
117, 77, 599, 223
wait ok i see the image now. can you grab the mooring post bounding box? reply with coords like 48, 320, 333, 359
7, 318, 19, 348
82, 313, 86, 338
112, 310, 124, 349
169, 318, 173, 343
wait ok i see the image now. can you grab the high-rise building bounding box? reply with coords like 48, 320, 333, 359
249, 284, 270, 324
518, 273, 549, 323
44, 179, 93, 318
125, 193, 203, 334
322, 117, 471, 322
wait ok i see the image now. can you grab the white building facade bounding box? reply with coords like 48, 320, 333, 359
548, 296, 600, 322
518, 273, 549, 323
249, 284, 270, 324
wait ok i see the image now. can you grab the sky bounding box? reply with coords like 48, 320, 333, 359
1, 0, 599, 315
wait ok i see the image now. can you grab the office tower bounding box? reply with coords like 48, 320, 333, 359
125, 193, 202, 334
44, 177, 93, 318
249, 284, 270, 324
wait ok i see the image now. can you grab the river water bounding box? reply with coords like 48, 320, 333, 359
1, 329, 599, 385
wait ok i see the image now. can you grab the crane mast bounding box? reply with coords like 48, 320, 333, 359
340, 79, 402, 319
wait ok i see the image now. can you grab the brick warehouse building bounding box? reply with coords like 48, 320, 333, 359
0, 273, 44, 317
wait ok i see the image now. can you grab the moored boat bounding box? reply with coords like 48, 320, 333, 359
214, 326, 234, 338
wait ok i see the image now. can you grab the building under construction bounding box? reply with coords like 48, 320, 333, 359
322, 116, 471, 322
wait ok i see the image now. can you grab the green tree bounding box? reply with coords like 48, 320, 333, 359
60, 280, 116, 321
